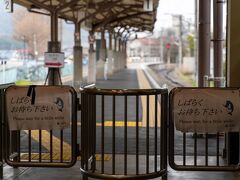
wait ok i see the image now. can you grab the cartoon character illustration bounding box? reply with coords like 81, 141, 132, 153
54, 97, 64, 112
223, 100, 234, 115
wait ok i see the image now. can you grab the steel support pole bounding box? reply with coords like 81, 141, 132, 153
117, 38, 122, 70
124, 41, 126, 67
178, 15, 183, 67
90, 31, 94, 52
73, 22, 83, 89
99, 29, 106, 61
194, 0, 199, 84
107, 31, 113, 75
118, 38, 121, 52
227, 0, 240, 165
213, 0, 224, 87
109, 32, 112, 50
113, 35, 118, 72
97, 29, 106, 79
0, 90, 3, 178
88, 31, 96, 83
198, 0, 211, 87
48, 11, 61, 85
114, 34, 117, 51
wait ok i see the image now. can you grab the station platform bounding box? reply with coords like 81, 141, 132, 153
2, 63, 239, 180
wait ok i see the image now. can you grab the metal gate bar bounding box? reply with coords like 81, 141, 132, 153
3, 86, 78, 168
0, 88, 4, 178
81, 88, 168, 179
0, 83, 14, 178
169, 87, 239, 171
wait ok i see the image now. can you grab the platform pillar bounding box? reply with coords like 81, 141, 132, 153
113, 35, 118, 72
73, 22, 83, 89
48, 11, 61, 85
97, 29, 106, 79
107, 31, 113, 76
88, 31, 96, 83
198, 0, 211, 87
227, 0, 240, 165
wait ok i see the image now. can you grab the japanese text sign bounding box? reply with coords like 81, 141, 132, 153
172, 88, 240, 133
6, 86, 74, 130
44, 53, 64, 68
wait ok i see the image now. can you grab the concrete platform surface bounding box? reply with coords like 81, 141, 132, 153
3, 156, 238, 180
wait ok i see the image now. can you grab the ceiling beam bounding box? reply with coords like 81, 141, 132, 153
92, 6, 137, 31
77, 0, 122, 24
93, 11, 152, 31
26, 0, 52, 11
56, 0, 79, 12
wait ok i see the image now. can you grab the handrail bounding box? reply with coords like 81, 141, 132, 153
82, 87, 168, 95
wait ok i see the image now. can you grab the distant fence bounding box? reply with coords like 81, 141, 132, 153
0, 63, 73, 84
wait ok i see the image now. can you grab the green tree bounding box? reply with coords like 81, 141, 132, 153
187, 33, 194, 57
13, 7, 50, 59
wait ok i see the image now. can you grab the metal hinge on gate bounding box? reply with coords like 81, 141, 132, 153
76, 98, 81, 111
9, 152, 18, 159
88, 155, 96, 172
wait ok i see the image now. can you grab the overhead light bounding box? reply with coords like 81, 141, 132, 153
143, 0, 153, 12
28, 7, 50, 16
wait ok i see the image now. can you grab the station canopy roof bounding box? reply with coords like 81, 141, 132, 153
14, 0, 159, 35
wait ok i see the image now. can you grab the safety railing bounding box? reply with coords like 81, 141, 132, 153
0, 83, 14, 179
169, 87, 239, 171
3, 85, 78, 168
80, 88, 168, 179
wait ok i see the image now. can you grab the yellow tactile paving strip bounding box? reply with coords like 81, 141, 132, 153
77, 121, 142, 127
20, 153, 111, 161
136, 69, 161, 127
23, 130, 111, 161
24, 130, 72, 161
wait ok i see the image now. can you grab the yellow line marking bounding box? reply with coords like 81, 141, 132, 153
77, 154, 112, 161
24, 130, 72, 161
136, 69, 161, 127
24, 131, 112, 161
20, 153, 111, 161
77, 121, 142, 127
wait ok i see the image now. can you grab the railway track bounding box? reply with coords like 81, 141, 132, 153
147, 63, 185, 90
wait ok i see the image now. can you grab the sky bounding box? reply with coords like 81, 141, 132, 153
154, 0, 227, 32
0, 2, 13, 36
155, 0, 195, 30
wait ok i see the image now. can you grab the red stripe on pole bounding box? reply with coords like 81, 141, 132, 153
45, 62, 62, 66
